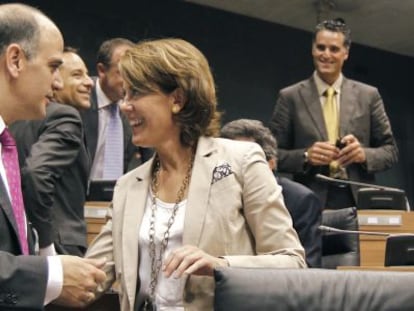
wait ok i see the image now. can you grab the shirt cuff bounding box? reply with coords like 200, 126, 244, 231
39, 244, 57, 256
44, 256, 63, 305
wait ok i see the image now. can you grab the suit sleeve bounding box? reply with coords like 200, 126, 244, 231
270, 91, 308, 174
295, 191, 322, 268
20, 106, 83, 247
363, 89, 398, 172
0, 251, 47, 309
224, 144, 307, 268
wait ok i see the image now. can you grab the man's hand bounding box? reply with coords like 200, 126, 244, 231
162, 245, 229, 279
337, 134, 366, 166
54, 256, 106, 307
306, 141, 339, 166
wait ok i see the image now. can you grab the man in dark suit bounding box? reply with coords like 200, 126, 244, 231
81, 38, 152, 190
0, 3, 105, 309
270, 18, 398, 209
221, 119, 322, 267
11, 47, 93, 256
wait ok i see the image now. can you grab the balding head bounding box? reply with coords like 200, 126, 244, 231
0, 3, 64, 124
0, 3, 60, 60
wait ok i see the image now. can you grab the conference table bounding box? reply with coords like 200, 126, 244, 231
84, 203, 414, 267
84, 201, 110, 244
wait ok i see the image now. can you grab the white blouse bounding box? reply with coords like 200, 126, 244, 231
137, 190, 186, 310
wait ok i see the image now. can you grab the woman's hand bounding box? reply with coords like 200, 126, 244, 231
162, 245, 228, 278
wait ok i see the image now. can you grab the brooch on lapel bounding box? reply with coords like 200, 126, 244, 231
211, 162, 233, 184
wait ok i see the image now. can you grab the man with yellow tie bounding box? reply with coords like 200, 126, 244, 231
269, 18, 398, 209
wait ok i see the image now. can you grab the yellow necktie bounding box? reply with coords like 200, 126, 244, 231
323, 87, 338, 144
323, 87, 347, 178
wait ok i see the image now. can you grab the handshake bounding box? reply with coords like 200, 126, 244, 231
53, 256, 108, 308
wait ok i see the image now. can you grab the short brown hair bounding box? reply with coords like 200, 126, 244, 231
119, 38, 221, 147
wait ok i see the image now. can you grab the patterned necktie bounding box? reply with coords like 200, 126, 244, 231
102, 103, 124, 179
0, 128, 29, 254
323, 87, 338, 144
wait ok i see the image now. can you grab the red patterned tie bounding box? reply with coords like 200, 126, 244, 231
1, 128, 29, 254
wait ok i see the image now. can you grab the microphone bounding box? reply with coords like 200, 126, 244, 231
318, 225, 390, 236
315, 174, 399, 191
315, 174, 409, 210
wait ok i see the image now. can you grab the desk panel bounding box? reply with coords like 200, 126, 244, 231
358, 210, 414, 266
85, 202, 109, 245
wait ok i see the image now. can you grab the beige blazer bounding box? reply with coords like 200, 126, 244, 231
86, 136, 306, 311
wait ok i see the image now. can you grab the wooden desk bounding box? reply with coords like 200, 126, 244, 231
358, 210, 414, 266
85, 201, 110, 245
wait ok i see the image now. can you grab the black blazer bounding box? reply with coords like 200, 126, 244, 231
277, 175, 322, 267
0, 251, 47, 310
0, 177, 36, 255
10, 102, 89, 254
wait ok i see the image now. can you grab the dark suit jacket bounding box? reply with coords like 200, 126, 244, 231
270, 76, 398, 207
80, 78, 152, 179
0, 177, 36, 255
0, 251, 47, 310
10, 102, 89, 254
277, 175, 322, 267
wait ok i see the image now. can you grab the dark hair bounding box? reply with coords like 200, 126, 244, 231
220, 119, 277, 161
96, 37, 134, 67
314, 18, 351, 48
0, 4, 42, 59
120, 38, 221, 147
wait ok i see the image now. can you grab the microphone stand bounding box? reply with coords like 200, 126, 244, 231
318, 225, 390, 236
315, 174, 400, 191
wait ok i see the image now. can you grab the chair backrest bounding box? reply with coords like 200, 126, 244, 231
321, 207, 360, 268
214, 267, 414, 311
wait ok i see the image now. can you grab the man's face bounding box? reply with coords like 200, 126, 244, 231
54, 52, 93, 109
14, 26, 64, 120
312, 30, 349, 84
98, 44, 131, 102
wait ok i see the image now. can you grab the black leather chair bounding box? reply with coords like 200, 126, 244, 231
214, 267, 414, 311
321, 207, 360, 268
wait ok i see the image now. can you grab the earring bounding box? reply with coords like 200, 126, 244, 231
172, 105, 180, 114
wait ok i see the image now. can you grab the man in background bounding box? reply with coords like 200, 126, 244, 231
269, 18, 398, 209
221, 118, 322, 267
11, 47, 93, 256
81, 38, 152, 190
0, 3, 104, 309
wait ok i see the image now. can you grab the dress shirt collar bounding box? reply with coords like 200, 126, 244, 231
96, 78, 118, 109
313, 71, 343, 97
0, 117, 6, 134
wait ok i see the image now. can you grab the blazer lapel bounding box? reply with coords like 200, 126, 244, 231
0, 177, 19, 243
183, 137, 217, 246
339, 78, 357, 137
299, 77, 327, 140
81, 79, 99, 160
122, 158, 154, 307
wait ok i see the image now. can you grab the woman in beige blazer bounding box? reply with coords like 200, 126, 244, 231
86, 38, 306, 311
